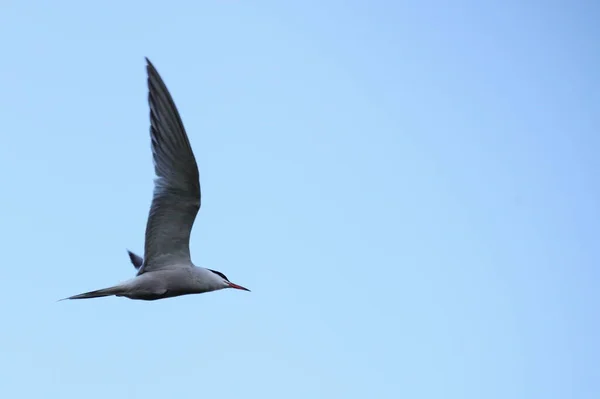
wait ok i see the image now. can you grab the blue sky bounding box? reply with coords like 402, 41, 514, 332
1, 1, 598, 398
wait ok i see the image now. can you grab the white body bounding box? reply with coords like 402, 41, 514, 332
116, 267, 227, 301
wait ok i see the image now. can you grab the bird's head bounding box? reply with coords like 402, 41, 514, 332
207, 269, 251, 292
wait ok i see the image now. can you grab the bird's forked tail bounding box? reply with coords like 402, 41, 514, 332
60, 286, 123, 301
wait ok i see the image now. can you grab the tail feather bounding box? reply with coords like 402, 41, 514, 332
61, 286, 122, 301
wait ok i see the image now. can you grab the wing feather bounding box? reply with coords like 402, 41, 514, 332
139, 58, 201, 274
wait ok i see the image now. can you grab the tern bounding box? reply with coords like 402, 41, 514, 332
62, 58, 250, 301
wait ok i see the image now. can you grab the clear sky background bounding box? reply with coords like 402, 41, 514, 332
0, 1, 598, 398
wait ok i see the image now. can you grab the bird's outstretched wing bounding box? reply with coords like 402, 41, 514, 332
138, 58, 201, 275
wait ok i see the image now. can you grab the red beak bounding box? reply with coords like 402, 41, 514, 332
227, 282, 251, 292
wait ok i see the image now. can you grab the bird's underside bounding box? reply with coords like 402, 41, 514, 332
65, 267, 199, 301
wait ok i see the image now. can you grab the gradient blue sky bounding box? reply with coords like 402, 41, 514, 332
1, 1, 598, 398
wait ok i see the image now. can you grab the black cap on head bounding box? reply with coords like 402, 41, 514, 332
208, 269, 229, 282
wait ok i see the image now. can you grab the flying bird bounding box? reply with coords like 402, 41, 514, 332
62, 58, 250, 301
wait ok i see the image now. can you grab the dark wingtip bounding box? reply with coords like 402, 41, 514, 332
127, 249, 144, 269
145, 57, 157, 74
